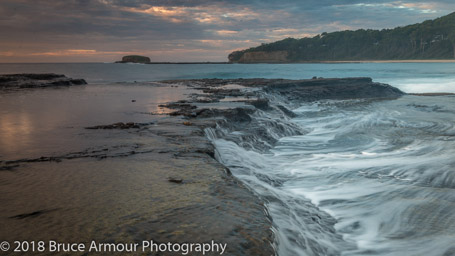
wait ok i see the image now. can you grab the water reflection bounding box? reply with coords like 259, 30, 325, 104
0, 84, 192, 160
0, 112, 33, 156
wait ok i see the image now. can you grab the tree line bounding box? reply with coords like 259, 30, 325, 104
229, 12, 455, 62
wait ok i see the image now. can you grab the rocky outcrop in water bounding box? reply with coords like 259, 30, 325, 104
116, 55, 151, 63
165, 77, 404, 102
0, 73, 87, 89
262, 77, 404, 101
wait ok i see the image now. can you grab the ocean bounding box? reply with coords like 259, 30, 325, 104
1, 63, 454, 255
1, 62, 455, 93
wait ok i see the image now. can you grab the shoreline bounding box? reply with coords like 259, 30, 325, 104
1, 74, 447, 255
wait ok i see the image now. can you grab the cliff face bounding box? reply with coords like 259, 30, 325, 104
231, 51, 288, 63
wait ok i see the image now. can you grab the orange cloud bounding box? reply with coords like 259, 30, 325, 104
120, 4, 272, 25
122, 5, 189, 23
216, 30, 239, 36
31, 49, 98, 56
0, 51, 15, 56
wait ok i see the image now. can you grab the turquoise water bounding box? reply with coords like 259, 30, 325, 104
1, 62, 455, 93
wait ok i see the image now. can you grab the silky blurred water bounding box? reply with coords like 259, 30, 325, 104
210, 95, 455, 255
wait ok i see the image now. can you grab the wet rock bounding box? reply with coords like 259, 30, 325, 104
202, 88, 243, 97
0, 164, 20, 171
247, 98, 270, 110
194, 97, 220, 103
277, 105, 297, 117
0, 73, 87, 89
168, 177, 183, 184
165, 77, 404, 101
10, 209, 58, 219
196, 108, 254, 122
263, 77, 404, 101
85, 122, 141, 129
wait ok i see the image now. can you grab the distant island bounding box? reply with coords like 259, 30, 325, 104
229, 12, 455, 63
116, 55, 151, 63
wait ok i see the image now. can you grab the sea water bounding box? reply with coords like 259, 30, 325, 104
1, 63, 454, 255
1, 62, 455, 93
210, 95, 455, 255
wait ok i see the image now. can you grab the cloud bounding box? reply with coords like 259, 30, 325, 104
31, 49, 99, 56
0, 0, 454, 62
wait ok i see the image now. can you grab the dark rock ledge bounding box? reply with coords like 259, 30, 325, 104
0, 73, 87, 90
160, 77, 405, 119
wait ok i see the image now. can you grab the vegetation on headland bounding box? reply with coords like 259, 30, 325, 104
116, 55, 151, 63
229, 12, 455, 63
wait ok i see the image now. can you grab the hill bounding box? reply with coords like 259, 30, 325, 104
228, 12, 455, 63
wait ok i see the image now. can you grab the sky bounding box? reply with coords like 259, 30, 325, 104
0, 0, 454, 63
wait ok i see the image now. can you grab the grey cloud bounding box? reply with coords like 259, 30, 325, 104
0, 0, 453, 62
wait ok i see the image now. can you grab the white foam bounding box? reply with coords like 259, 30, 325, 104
381, 77, 455, 93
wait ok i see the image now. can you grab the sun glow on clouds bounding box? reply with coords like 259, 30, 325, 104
20, 46, 233, 62
121, 4, 265, 25
0, 51, 15, 56
1, 0, 452, 63
29, 49, 146, 57
122, 6, 187, 22
31, 49, 98, 56
216, 30, 239, 36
